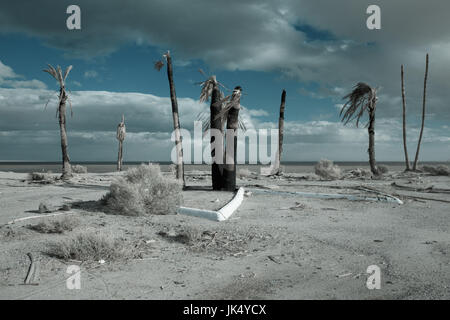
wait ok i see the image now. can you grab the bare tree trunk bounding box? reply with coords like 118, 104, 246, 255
116, 115, 125, 172
210, 81, 224, 190
165, 51, 185, 185
413, 54, 429, 171
401, 65, 411, 171
58, 88, 72, 179
222, 103, 240, 191
117, 140, 123, 171
275, 89, 286, 175
368, 106, 378, 176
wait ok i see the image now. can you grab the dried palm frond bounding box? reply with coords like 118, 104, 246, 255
43, 64, 73, 116
43, 64, 58, 80
199, 76, 216, 103
340, 82, 376, 127
64, 65, 73, 81
213, 86, 242, 122
196, 109, 247, 133
154, 60, 164, 71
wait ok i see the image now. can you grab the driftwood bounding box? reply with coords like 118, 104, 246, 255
3, 211, 77, 227
24, 253, 40, 285
391, 182, 450, 194
246, 187, 403, 204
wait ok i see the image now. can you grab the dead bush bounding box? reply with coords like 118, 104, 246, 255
377, 165, 389, 175
238, 168, 254, 179
71, 164, 88, 174
314, 159, 341, 180
46, 231, 125, 261
102, 163, 183, 216
27, 217, 79, 234
28, 172, 55, 184
421, 165, 450, 176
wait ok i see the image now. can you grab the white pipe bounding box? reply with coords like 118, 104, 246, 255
177, 187, 245, 221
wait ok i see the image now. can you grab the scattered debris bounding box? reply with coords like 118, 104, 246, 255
3, 211, 78, 227
267, 255, 282, 264
24, 253, 40, 285
38, 202, 52, 214
337, 272, 353, 278
392, 182, 450, 194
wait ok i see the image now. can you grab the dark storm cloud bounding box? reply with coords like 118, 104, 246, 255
1, 0, 450, 120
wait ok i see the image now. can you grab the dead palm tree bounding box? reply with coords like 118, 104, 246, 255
196, 72, 246, 190
155, 51, 184, 185
340, 82, 379, 175
198, 72, 225, 190
116, 115, 126, 171
413, 54, 429, 171
401, 65, 411, 171
274, 89, 287, 175
43, 64, 73, 180
219, 86, 242, 191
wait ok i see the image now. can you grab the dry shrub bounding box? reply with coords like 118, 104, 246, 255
314, 159, 341, 180
28, 172, 55, 183
46, 231, 125, 261
71, 164, 88, 174
377, 165, 389, 175
27, 217, 79, 234
102, 163, 183, 216
238, 168, 254, 178
421, 165, 450, 176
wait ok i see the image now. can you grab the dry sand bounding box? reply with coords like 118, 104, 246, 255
0, 167, 449, 300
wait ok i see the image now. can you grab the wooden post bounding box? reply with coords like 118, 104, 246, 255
413, 53, 429, 171
116, 115, 126, 171
275, 89, 286, 174
401, 65, 410, 171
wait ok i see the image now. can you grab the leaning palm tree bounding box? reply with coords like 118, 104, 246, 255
340, 82, 379, 175
43, 64, 73, 180
413, 54, 429, 171
116, 115, 126, 171
155, 51, 184, 185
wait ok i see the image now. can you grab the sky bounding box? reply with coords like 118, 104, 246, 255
0, 0, 449, 162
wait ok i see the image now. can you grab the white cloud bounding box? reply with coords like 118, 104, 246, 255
0, 60, 47, 89
84, 70, 98, 79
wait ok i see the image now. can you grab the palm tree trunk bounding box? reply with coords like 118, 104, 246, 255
58, 89, 72, 179
222, 105, 240, 191
210, 82, 224, 190
165, 51, 185, 185
401, 65, 410, 171
413, 54, 429, 171
275, 89, 286, 174
368, 106, 378, 175
117, 140, 123, 171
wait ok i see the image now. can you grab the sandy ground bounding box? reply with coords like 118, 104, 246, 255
0, 167, 449, 300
